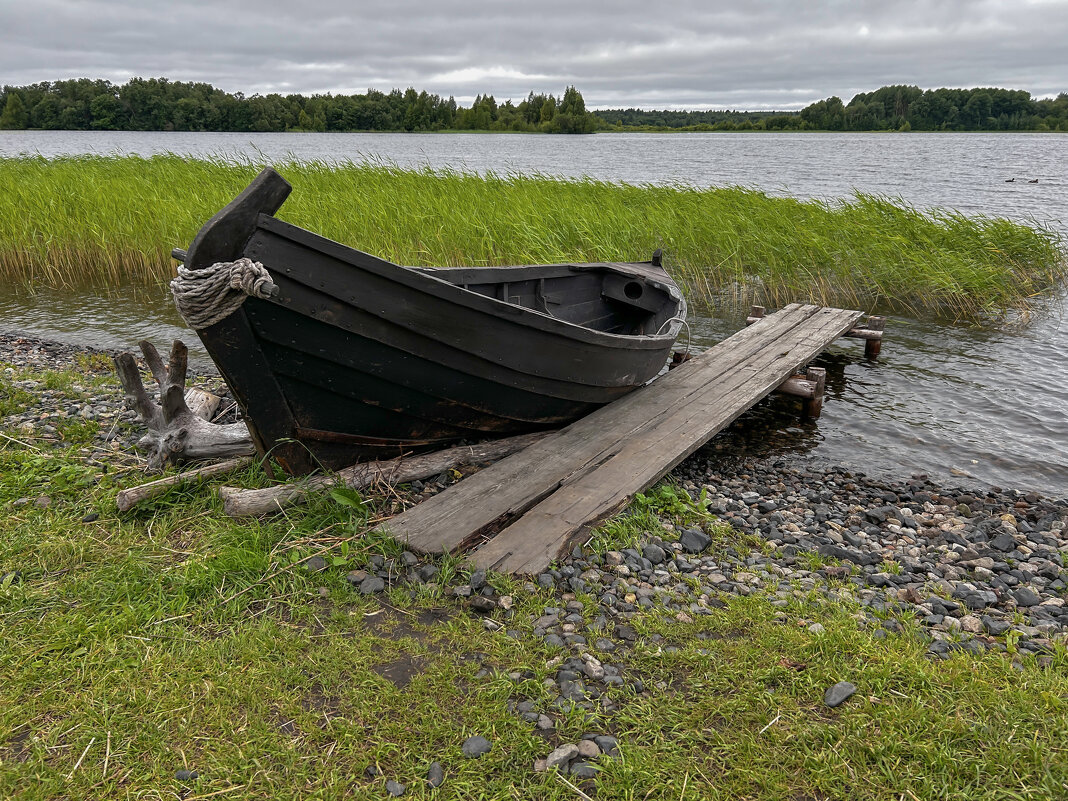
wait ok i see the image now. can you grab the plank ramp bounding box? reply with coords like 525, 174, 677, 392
377, 304, 863, 574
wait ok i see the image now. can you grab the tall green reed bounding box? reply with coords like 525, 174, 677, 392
0, 154, 1063, 319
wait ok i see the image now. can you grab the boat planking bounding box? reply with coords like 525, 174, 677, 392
176, 168, 686, 475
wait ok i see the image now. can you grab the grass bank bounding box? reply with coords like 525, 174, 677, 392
2, 355, 1068, 799
1, 155, 1064, 319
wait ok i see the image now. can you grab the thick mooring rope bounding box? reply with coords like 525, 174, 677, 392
170, 257, 278, 330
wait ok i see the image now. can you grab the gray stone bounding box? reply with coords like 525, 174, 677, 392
679, 528, 712, 553
1013, 587, 1041, 607
593, 735, 619, 756
569, 761, 598, 779
545, 743, 580, 770
823, 681, 857, 708
360, 576, 385, 594
990, 533, 1016, 552
642, 544, 667, 564
344, 569, 368, 586
427, 762, 444, 788
415, 564, 439, 583
462, 735, 492, 758
576, 739, 601, 759
386, 779, 406, 796
982, 615, 1011, 636
175, 769, 198, 781
468, 596, 497, 614
304, 555, 328, 573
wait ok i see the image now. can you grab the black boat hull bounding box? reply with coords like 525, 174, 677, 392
179, 168, 686, 475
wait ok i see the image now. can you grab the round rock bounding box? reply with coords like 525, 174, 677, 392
427, 761, 444, 788
461, 735, 493, 758
823, 681, 857, 708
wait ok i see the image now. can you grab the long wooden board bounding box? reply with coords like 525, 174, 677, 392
472, 306, 862, 573
377, 305, 862, 572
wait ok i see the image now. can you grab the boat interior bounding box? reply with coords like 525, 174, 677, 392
423, 263, 681, 337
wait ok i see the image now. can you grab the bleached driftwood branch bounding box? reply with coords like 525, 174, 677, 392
218, 431, 550, 518
113, 339, 254, 471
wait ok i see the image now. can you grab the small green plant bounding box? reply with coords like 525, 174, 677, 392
329, 486, 371, 524
72, 351, 114, 373
636, 483, 714, 525
796, 551, 836, 572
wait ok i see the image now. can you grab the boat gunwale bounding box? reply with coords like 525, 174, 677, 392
254, 214, 687, 352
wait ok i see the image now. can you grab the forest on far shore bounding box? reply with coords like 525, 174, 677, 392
1, 78, 1066, 133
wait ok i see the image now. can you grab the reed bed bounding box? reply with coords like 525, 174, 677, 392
1, 154, 1064, 319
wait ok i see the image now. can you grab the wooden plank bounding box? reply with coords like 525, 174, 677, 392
470, 307, 861, 574
377, 304, 836, 554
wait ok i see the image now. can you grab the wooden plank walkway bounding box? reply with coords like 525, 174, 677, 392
376, 304, 864, 574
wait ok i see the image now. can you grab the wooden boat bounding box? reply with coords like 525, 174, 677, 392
173, 167, 686, 475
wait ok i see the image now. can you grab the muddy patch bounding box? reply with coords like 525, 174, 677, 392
370, 652, 429, 689
0, 726, 33, 763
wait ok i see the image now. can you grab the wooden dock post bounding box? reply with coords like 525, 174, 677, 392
802, 366, 826, 417
860, 316, 885, 358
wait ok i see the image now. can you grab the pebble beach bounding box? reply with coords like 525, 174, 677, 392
4, 330, 1068, 785
5, 330, 1066, 661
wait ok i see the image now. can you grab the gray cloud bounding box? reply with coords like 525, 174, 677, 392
2, 0, 1066, 109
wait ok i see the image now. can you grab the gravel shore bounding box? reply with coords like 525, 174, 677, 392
5, 331, 1068, 782
4, 331, 1067, 664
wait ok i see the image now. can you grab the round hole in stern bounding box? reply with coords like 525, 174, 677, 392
624, 281, 644, 300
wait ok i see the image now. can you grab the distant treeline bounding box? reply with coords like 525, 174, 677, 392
2, 79, 1066, 134
597, 85, 1068, 132
592, 108, 804, 131
0, 78, 598, 133
799, 86, 1068, 132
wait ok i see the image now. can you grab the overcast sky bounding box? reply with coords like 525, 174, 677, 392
2, 0, 1067, 110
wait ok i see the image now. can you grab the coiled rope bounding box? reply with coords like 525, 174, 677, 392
170, 257, 278, 329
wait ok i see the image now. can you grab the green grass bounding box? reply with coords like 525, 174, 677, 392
0, 154, 1064, 320
2, 359, 1068, 799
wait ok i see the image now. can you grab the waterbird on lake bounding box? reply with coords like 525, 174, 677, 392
1005, 177, 1016, 182
1029, 179, 1039, 183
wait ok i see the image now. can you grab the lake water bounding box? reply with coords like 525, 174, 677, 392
1, 130, 1066, 497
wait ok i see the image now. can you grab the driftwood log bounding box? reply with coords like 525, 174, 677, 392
116, 456, 253, 512
218, 431, 550, 518
114, 339, 255, 470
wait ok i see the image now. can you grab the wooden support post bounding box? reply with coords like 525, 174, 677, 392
668, 350, 692, 369
771, 368, 825, 417
775, 375, 817, 399
802, 366, 826, 418
745, 305, 766, 325
863, 316, 885, 358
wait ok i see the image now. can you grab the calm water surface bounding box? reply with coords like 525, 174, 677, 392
1, 131, 1065, 496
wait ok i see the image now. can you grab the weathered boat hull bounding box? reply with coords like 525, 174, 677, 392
179, 168, 686, 475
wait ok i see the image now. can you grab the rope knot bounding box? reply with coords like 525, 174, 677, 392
226, 259, 277, 299
171, 257, 278, 330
